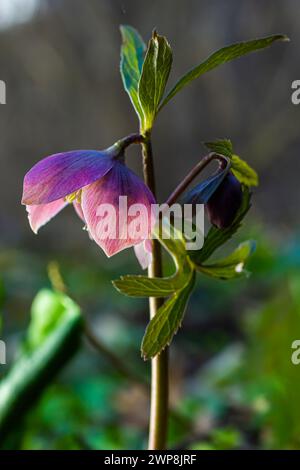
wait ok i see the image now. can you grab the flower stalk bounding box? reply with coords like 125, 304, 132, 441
115, 133, 146, 154
166, 152, 230, 205
141, 150, 230, 449
141, 132, 169, 450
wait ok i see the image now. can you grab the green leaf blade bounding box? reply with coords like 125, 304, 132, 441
204, 139, 233, 159
120, 25, 146, 121
160, 34, 288, 110
141, 272, 195, 360
138, 31, 173, 131
113, 275, 179, 297
113, 220, 193, 298
197, 240, 256, 280
204, 140, 258, 187
231, 155, 258, 187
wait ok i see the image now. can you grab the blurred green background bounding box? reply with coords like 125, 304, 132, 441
0, 0, 300, 450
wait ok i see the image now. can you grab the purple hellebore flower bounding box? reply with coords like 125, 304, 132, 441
22, 144, 156, 263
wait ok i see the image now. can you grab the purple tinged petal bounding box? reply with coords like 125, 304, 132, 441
26, 199, 67, 234
22, 150, 115, 205
182, 163, 229, 205
73, 201, 94, 240
81, 162, 156, 257
134, 239, 153, 269
73, 201, 85, 222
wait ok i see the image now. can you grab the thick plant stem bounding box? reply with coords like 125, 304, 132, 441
141, 131, 169, 450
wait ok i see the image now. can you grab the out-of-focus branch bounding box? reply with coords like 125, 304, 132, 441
84, 323, 148, 386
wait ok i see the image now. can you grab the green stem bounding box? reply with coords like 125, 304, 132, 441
166, 152, 230, 206
116, 133, 145, 152
141, 131, 169, 450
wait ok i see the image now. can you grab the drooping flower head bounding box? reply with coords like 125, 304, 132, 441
206, 171, 243, 229
22, 141, 156, 260
182, 155, 243, 229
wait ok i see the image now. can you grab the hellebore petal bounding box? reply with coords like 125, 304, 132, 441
206, 172, 243, 228
73, 201, 95, 241
81, 162, 156, 257
22, 149, 116, 205
182, 163, 229, 205
26, 199, 68, 234
134, 239, 153, 269
73, 201, 85, 222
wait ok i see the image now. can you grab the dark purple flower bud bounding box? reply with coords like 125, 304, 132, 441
206, 172, 243, 229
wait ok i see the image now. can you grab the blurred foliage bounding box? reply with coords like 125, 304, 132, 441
0, 289, 82, 447
0, 225, 300, 449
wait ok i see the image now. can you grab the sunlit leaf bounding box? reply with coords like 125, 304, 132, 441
114, 220, 196, 357
113, 219, 193, 297
141, 271, 195, 359
113, 275, 181, 297
231, 155, 258, 187
205, 140, 258, 187
120, 25, 146, 122
138, 31, 173, 131
113, 272, 189, 298
196, 240, 256, 279
159, 34, 288, 110
204, 139, 233, 159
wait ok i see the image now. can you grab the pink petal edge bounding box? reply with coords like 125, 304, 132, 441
134, 239, 153, 269
26, 199, 68, 234
73, 201, 85, 222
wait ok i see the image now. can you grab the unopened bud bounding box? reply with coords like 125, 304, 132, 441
206, 172, 242, 229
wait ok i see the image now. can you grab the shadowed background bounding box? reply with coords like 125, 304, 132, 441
0, 0, 299, 250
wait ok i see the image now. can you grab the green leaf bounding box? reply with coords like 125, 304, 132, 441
191, 187, 252, 264
120, 25, 146, 122
114, 220, 197, 357
159, 34, 288, 110
153, 218, 187, 263
204, 140, 258, 187
141, 272, 195, 359
196, 240, 256, 280
138, 31, 173, 131
204, 139, 233, 159
0, 289, 83, 444
113, 275, 181, 297
113, 220, 193, 297
113, 250, 193, 297
231, 154, 258, 187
